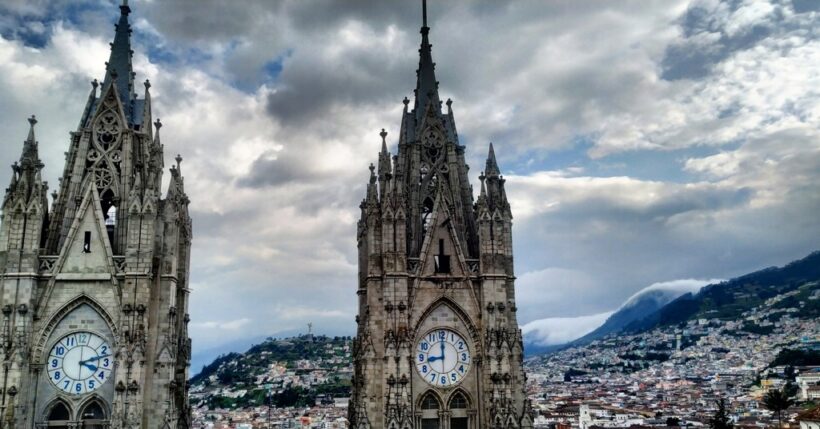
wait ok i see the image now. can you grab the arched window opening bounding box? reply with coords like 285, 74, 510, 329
81, 401, 105, 419
422, 197, 434, 232
420, 392, 440, 429
45, 401, 71, 428
101, 189, 117, 248
449, 392, 469, 429
80, 400, 108, 429
47, 402, 71, 420
449, 392, 467, 409
105, 205, 117, 227
421, 394, 439, 410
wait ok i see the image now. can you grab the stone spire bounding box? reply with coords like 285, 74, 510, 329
377, 129, 391, 181
485, 142, 500, 177
3, 116, 46, 212
21, 115, 41, 167
413, 0, 441, 121
102, 0, 135, 121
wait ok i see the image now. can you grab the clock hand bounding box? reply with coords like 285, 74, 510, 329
82, 362, 98, 372
440, 342, 446, 371
80, 354, 111, 364
427, 355, 442, 362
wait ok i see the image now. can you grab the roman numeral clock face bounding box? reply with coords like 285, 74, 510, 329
416, 328, 471, 387
47, 332, 113, 395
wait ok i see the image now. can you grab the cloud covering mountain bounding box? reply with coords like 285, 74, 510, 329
522, 278, 720, 352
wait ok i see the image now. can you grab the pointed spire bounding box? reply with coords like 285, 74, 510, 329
26, 115, 37, 145
21, 115, 42, 169
175, 154, 183, 176
414, 0, 441, 121
78, 80, 99, 129
102, 0, 135, 122
485, 142, 500, 177
378, 129, 392, 183
142, 79, 153, 138
154, 118, 162, 144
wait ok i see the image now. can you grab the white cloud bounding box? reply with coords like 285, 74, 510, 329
191, 318, 251, 331
620, 278, 723, 309
521, 312, 614, 347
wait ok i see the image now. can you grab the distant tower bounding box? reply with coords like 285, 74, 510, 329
349, 2, 533, 428
0, 1, 193, 428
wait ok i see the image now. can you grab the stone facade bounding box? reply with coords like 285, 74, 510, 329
0, 2, 192, 428
349, 3, 533, 429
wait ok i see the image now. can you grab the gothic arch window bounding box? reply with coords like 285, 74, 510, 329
449, 392, 468, 409
80, 399, 108, 429
422, 197, 434, 231
449, 391, 470, 429
103, 189, 117, 248
45, 400, 72, 428
419, 392, 440, 429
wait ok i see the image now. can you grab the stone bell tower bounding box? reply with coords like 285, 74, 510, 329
0, 1, 193, 427
349, 2, 533, 428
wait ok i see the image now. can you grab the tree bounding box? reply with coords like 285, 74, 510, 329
763, 388, 795, 429
709, 399, 734, 429
666, 417, 681, 426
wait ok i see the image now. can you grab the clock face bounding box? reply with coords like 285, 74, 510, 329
47, 332, 113, 395
415, 328, 471, 387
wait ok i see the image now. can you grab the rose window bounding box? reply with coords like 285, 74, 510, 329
93, 169, 114, 189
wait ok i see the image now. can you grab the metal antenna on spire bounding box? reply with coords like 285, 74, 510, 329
422, 0, 428, 28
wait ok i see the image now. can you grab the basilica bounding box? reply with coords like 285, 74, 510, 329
0, 1, 192, 428
350, 2, 533, 428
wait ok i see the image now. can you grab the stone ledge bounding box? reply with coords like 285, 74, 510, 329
55, 273, 112, 281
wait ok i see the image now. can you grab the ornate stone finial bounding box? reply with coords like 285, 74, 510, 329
369, 164, 375, 174
144, 79, 151, 90
175, 154, 183, 171
380, 128, 388, 144
28, 115, 37, 127
403, 97, 409, 107
154, 118, 162, 130
92, 79, 99, 89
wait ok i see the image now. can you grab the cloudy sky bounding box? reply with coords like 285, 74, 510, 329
1, 0, 818, 368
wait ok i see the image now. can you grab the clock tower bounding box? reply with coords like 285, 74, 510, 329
349, 2, 533, 428
0, 1, 192, 427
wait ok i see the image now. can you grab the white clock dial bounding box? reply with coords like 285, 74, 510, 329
415, 328, 471, 387
47, 332, 113, 395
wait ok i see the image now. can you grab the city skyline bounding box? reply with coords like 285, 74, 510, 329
0, 0, 818, 364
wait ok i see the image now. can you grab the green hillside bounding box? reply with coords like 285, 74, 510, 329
190, 335, 353, 410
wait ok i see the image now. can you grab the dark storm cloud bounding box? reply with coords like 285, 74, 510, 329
264, 44, 413, 125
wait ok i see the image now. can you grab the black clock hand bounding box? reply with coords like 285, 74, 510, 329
82, 362, 98, 372
80, 354, 111, 364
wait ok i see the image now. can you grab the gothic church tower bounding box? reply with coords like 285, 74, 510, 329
350, 2, 533, 428
0, 2, 192, 427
